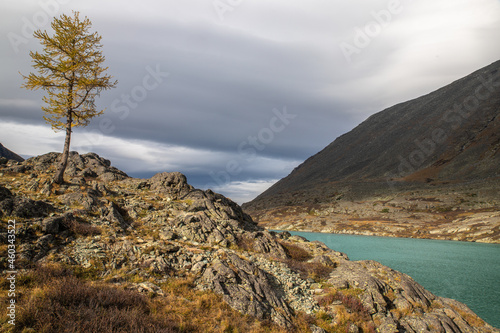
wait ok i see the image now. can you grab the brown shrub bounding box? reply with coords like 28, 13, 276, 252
284, 260, 334, 282
66, 218, 101, 236
315, 290, 376, 333
317, 289, 337, 307
278, 242, 334, 281
16, 262, 73, 286
236, 235, 256, 252
280, 242, 312, 261
337, 293, 366, 315
15, 274, 178, 333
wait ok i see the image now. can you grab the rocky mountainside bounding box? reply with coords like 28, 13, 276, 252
0, 144, 24, 163
0, 152, 498, 332
244, 60, 500, 242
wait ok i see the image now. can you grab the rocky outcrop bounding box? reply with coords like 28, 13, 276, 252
0, 185, 54, 218
326, 259, 489, 333
168, 189, 262, 248
21, 151, 128, 182
0, 152, 498, 332
199, 251, 294, 327
149, 172, 193, 199
42, 212, 75, 234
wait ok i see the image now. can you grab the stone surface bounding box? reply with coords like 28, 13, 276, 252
0, 185, 13, 201
199, 252, 294, 327
148, 172, 193, 199
0, 196, 54, 218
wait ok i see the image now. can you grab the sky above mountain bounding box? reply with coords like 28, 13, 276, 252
1, 0, 500, 203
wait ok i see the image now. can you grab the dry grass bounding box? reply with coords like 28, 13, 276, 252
155, 277, 294, 333
0, 264, 314, 333
278, 242, 334, 282
1, 264, 176, 333
449, 304, 486, 328
315, 288, 376, 333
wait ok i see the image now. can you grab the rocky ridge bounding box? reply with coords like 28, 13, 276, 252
0, 152, 498, 332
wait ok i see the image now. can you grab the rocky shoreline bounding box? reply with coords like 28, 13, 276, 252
245, 188, 500, 244
1, 152, 498, 332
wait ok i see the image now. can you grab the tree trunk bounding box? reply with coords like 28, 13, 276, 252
54, 111, 72, 184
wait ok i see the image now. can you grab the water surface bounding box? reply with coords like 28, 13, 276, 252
286, 231, 500, 328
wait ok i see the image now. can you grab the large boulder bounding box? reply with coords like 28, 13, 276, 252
24, 152, 128, 181
0, 196, 54, 218
167, 189, 262, 247
105, 202, 130, 230
42, 212, 75, 234
148, 172, 193, 199
239, 231, 288, 259
0, 186, 13, 202
199, 252, 294, 328
59, 192, 99, 211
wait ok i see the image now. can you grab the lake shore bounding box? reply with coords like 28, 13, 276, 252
263, 222, 500, 244
284, 230, 500, 329
247, 193, 500, 244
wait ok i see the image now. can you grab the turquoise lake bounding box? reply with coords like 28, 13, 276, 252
286, 231, 500, 328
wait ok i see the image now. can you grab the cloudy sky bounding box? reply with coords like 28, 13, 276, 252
1, 0, 499, 203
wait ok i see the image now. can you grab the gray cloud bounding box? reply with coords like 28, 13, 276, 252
1, 0, 500, 203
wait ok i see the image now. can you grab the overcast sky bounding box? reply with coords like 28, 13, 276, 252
1, 0, 499, 203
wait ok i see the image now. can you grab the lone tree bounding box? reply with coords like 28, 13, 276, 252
21, 11, 117, 184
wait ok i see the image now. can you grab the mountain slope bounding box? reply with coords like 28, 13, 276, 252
0, 143, 24, 162
243, 61, 500, 243
245, 60, 500, 207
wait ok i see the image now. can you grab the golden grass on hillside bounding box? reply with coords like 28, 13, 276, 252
0, 264, 314, 333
